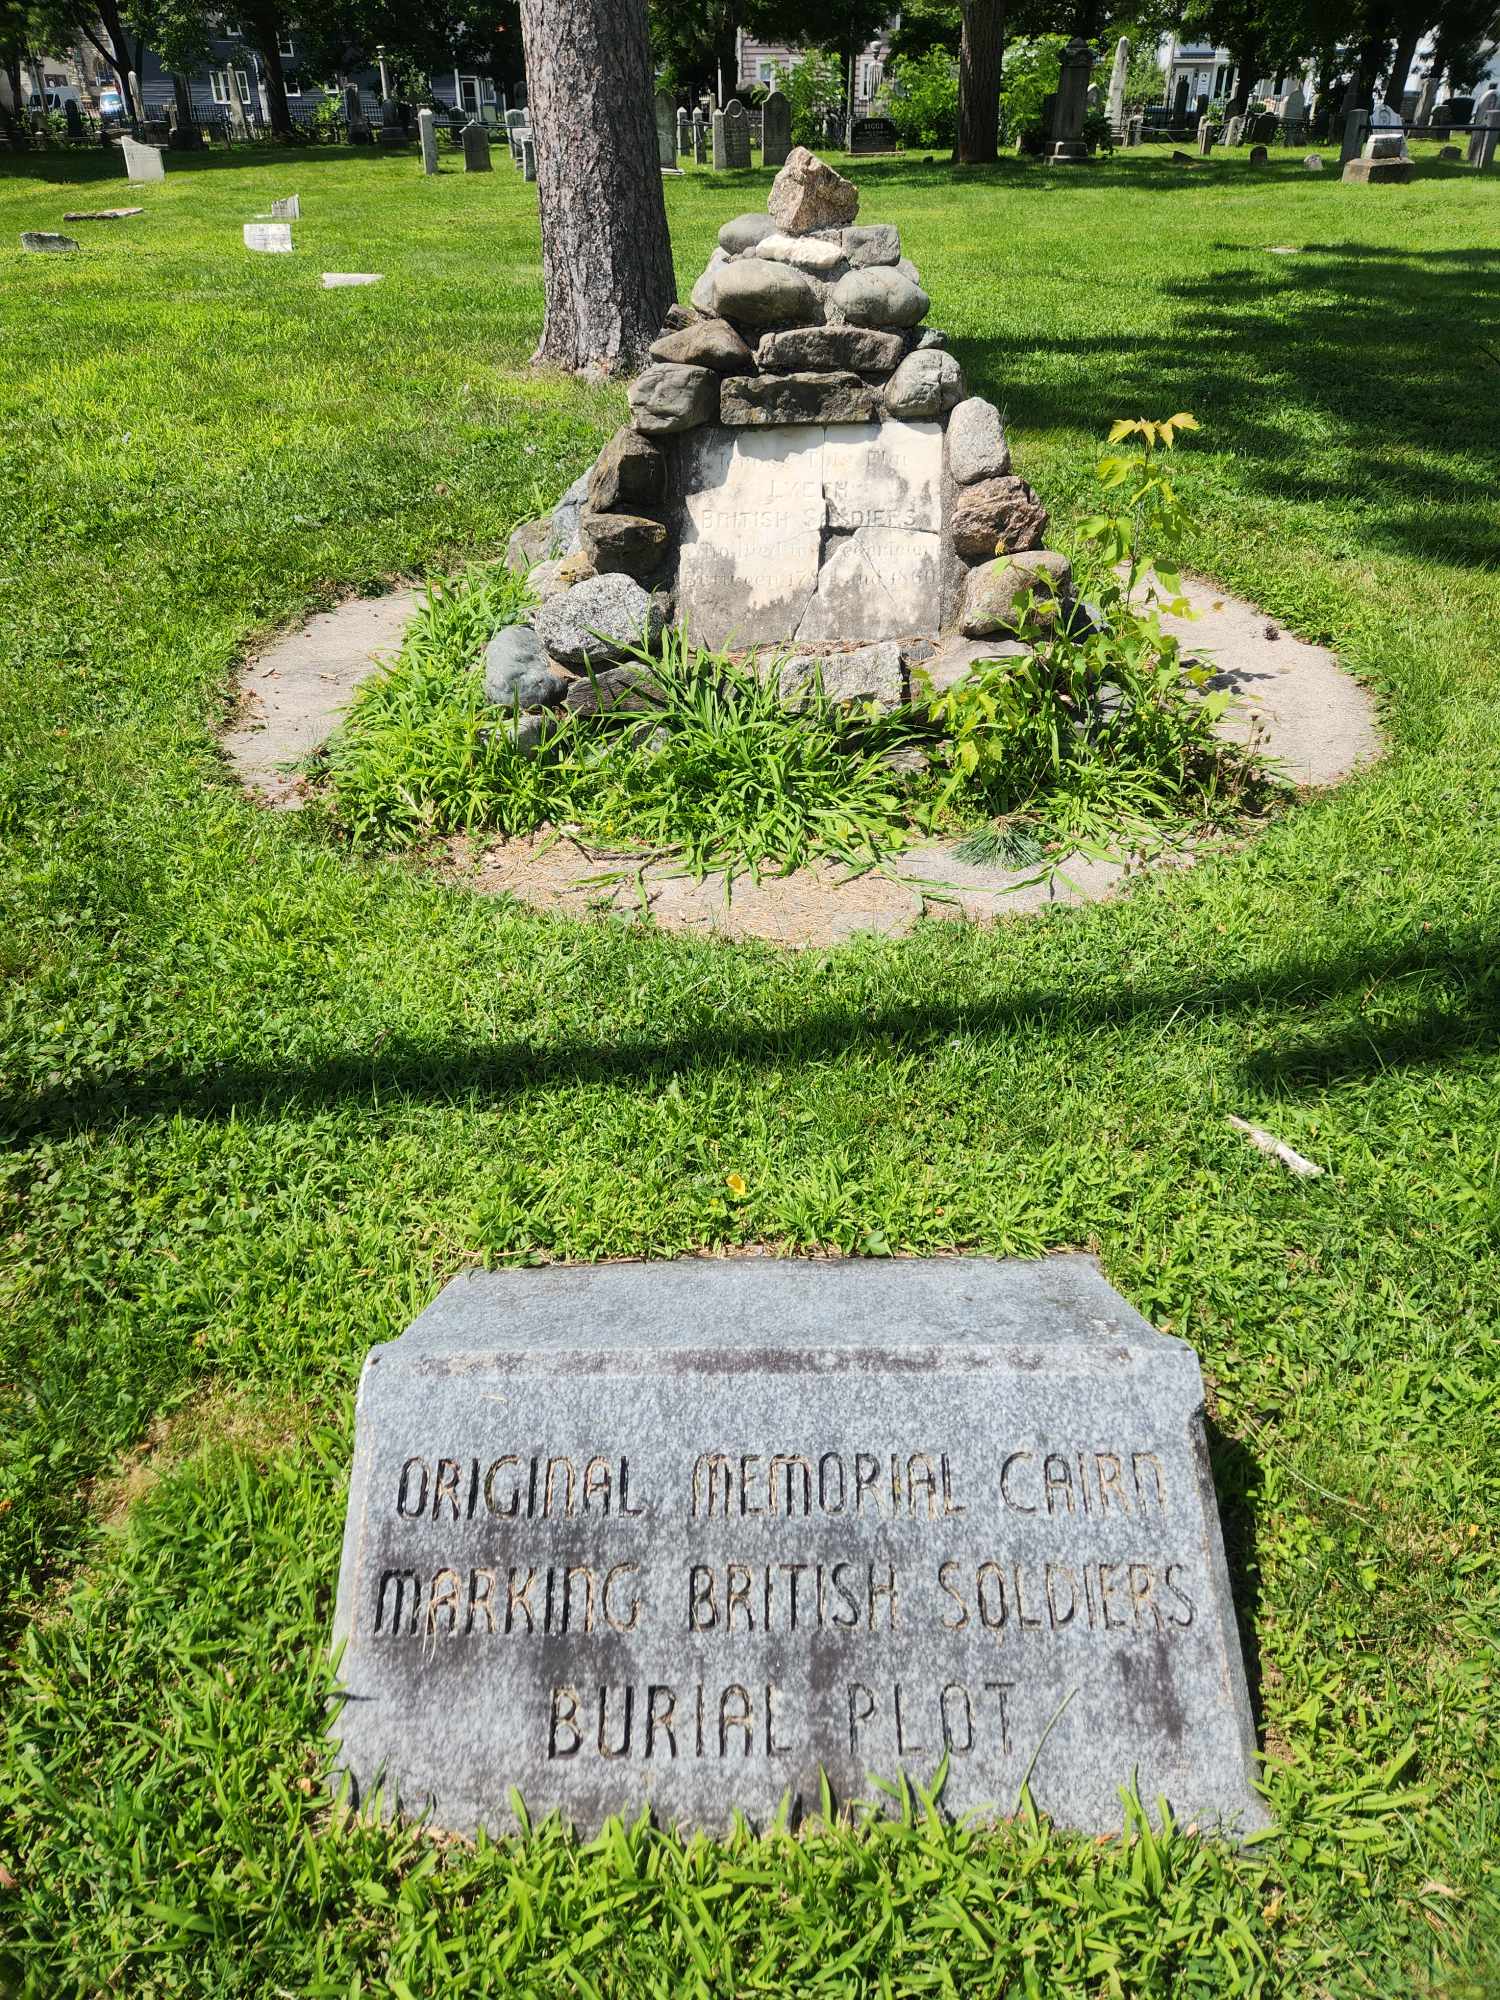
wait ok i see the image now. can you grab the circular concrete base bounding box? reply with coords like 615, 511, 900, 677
224, 577, 1381, 945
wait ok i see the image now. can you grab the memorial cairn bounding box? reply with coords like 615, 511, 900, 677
491, 148, 1073, 729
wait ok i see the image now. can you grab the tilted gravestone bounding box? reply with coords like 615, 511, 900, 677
711, 110, 728, 170
761, 88, 791, 167
722, 97, 751, 168
121, 134, 165, 181
331, 1257, 1265, 1838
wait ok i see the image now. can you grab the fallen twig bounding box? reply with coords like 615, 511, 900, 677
1227, 1114, 1324, 1178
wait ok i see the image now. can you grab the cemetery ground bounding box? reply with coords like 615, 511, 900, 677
1, 137, 1498, 1996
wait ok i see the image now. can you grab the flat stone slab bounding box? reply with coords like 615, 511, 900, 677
331, 1257, 1265, 1839
244, 222, 292, 254
677, 422, 944, 647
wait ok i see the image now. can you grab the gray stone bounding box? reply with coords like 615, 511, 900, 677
521, 136, 536, 181
494, 709, 562, 755
951, 477, 1049, 560
721, 99, 751, 169
330, 1256, 1266, 1840
833, 266, 930, 329
321, 273, 384, 288
761, 88, 791, 168
713, 256, 822, 328
719, 212, 778, 255
588, 428, 668, 512
20, 231, 79, 253
1303, 153, 1324, 171
525, 557, 583, 603
720, 372, 879, 426
483, 625, 569, 708
649, 318, 755, 373
532, 573, 665, 667
563, 663, 659, 717
755, 326, 906, 375
419, 108, 439, 174
959, 550, 1074, 637
691, 249, 729, 313
779, 640, 904, 708
505, 516, 555, 572
244, 222, 293, 254
1248, 144, 1268, 165
654, 90, 675, 171
841, 223, 901, 267
579, 509, 670, 578
627, 363, 720, 434
796, 525, 942, 643
915, 329, 948, 350
1341, 154, 1414, 183
462, 122, 492, 171
271, 194, 300, 219
767, 146, 859, 232
882, 348, 965, 420
120, 134, 165, 181
945, 398, 1011, 484
551, 471, 593, 557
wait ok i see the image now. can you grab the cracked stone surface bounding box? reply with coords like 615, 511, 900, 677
676, 422, 944, 648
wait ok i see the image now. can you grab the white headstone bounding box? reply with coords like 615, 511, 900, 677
1106, 37, 1130, 130
270, 194, 299, 219
120, 134, 165, 182
244, 221, 293, 253
322, 272, 383, 287
418, 107, 439, 174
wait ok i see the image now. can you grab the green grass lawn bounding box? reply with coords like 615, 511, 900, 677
2, 138, 1498, 1996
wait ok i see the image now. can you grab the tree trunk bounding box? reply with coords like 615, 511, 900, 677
1385, 29, 1419, 107
89, 0, 134, 117
258, 40, 293, 137
957, 0, 1004, 162
1229, 38, 1262, 115
518, 0, 675, 373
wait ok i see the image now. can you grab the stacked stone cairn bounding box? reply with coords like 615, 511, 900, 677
492, 149, 1070, 735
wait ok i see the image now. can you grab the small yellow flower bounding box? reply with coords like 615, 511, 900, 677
725, 1172, 748, 1199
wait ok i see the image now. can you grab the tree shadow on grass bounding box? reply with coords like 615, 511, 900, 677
5, 934, 1496, 1141
960, 240, 1500, 571
0, 144, 405, 189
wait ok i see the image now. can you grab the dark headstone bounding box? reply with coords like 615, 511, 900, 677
849, 116, 900, 155
331, 1257, 1266, 1840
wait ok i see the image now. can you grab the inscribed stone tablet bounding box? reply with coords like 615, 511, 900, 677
331, 1257, 1265, 1839
244, 222, 292, 253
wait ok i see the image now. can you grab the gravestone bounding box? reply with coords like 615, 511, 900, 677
1172, 76, 1190, 122
1412, 73, 1439, 125
462, 120, 492, 171
521, 135, 537, 181
849, 116, 900, 155
418, 107, 438, 174
331, 1257, 1266, 1839
692, 111, 707, 164
654, 90, 676, 170
1473, 109, 1499, 169
711, 110, 728, 170
226, 66, 251, 141
243, 221, 292, 253
270, 194, 299, 219
1106, 36, 1129, 132
1049, 39, 1092, 162
762, 88, 791, 166
65, 100, 84, 138
378, 98, 406, 146
1196, 117, 1214, 156
722, 98, 751, 168
1127, 113, 1143, 146
344, 84, 370, 143
1339, 107, 1370, 165
677, 108, 690, 157
1466, 97, 1497, 162
121, 134, 165, 181
20, 230, 79, 252
1248, 143, 1268, 165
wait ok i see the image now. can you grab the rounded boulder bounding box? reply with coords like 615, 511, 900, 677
959, 551, 1074, 638
882, 347, 965, 419
532, 574, 665, 670
483, 624, 569, 708
832, 265, 931, 329
713, 255, 823, 328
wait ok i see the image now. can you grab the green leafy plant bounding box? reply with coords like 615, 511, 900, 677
922, 414, 1269, 843
324, 570, 929, 880
886, 48, 959, 149
776, 49, 846, 147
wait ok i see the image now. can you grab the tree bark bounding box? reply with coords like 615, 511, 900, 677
1384, 28, 1419, 107
89, 0, 135, 118
1229, 38, 1263, 115
258, 40, 293, 137
518, 0, 676, 373
957, 0, 1004, 162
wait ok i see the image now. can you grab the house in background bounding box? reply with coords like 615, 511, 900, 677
735, 27, 896, 117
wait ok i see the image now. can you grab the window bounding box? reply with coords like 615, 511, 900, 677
758, 59, 775, 82
237, 68, 251, 101
278, 34, 294, 56
220, 18, 242, 34
210, 68, 229, 102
